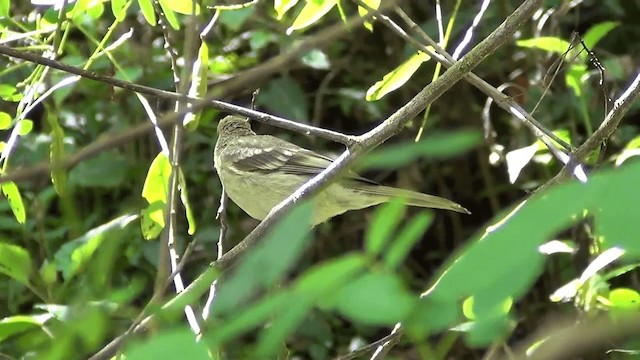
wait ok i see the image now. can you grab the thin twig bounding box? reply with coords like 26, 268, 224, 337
335, 327, 403, 360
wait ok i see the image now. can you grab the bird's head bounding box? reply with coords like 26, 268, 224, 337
217, 115, 253, 136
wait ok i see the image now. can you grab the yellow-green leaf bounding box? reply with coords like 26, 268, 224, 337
0, 112, 11, 130
178, 170, 196, 235
17, 120, 33, 136
357, 0, 380, 32
275, 0, 299, 20
1, 181, 25, 224
159, 0, 200, 15
141, 153, 171, 240
157, 0, 180, 29
0, 242, 31, 285
366, 51, 431, 101
137, 0, 156, 26
516, 37, 571, 55
48, 113, 66, 196
286, 0, 337, 34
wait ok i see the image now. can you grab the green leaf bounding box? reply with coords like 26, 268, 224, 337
516, 37, 572, 54
608, 288, 640, 310
0, 84, 21, 101
1, 181, 26, 224
141, 153, 171, 240
275, 0, 299, 20
137, 0, 156, 26
212, 202, 313, 315
334, 272, 416, 325
366, 51, 431, 101
0, 242, 31, 285
54, 214, 138, 280
125, 328, 209, 360
256, 296, 313, 356
300, 49, 330, 70
48, 113, 67, 196
565, 64, 587, 96
111, 0, 127, 20
219, 7, 254, 31
0, 112, 11, 130
0, 0, 9, 18
286, 0, 337, 34
17, 120, 33, 136
178, 169, 196, 235
359, 130, 481, 170
0, 314, 53, 343
69, 151, 129, 188
256, 75, 309, 122
582, 21, 619, 48
184, 41, 209, 131
297, 253, 367, 299
366, 198, 406, 256
157, 0, 180, 29
384, 212, 432, 269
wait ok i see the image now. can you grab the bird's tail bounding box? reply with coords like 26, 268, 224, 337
356, 184, 470, 214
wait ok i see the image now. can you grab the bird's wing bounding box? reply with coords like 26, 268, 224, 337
225, 135, 378, 183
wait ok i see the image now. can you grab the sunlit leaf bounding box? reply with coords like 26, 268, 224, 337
0, 0, 9, 18
141, 153, 171, 240
366, 51, 431, 101
357, 0, 380, 31
1, 181, 26, 224
286, 0, 337, 34
0, 112, 11, 130
516, 37, 572, 54
275, 0, 299, 20
159, 0, 200, 15
111, 0, 127, 20
0, 242, 31, 285
300, 49, 330, 70
157, 0, 180, 29
17, 120, 33, 136
137, 0, 156, 25
178, 170, 196, 235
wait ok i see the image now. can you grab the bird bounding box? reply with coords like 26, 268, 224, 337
214, 115, 469, 226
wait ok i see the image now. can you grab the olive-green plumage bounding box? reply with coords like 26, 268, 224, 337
214, 115, 469, 225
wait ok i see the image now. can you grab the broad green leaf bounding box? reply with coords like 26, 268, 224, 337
141, 153, 171, 240
0, 0, 9, 18
275, 0, 299, 20
463, 296, 512, 320
126, 328, 209, 360
422, 161, 640, 335
212, 202, 313, 315
0, 84, 21, 101
384, 212, 432, 269
0, 112, 10, 129
1, 181, 26, 224
565, 64, 587, 96
516, 37, 571, 54
159, 0, 200, 15
366, 198, 406, 256
157, 0, 180, 29
54, 214, 138, 280
219, 7, 254, 31
334, 272, 416, 325
256, 296, 313, 356
137, 0, 156, 25
359, 130, 481, 170
69, 151, 129, 188
48, 113, 67, 195
357, 0, 380, 31
297, 253, 367, 299
17, 120, 33, 136
0, 314, 53, 343
184, 41, 209, 131
607, 288, 640, 310
366, 51, 431, 101
0, 242, 31, 284
111, 0, 127, 20
40, 259, 57, 286
286, 0, 337, 34
178, 169, 196, 235
256, 75, 309, 122
582, 21, 619, 49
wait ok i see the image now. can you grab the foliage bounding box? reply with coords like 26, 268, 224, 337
0, 0, 639, 359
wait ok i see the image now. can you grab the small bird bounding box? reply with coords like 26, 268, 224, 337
214, 115, 469, 226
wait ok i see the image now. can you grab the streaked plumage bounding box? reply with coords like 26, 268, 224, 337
214, 115, 469, 226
